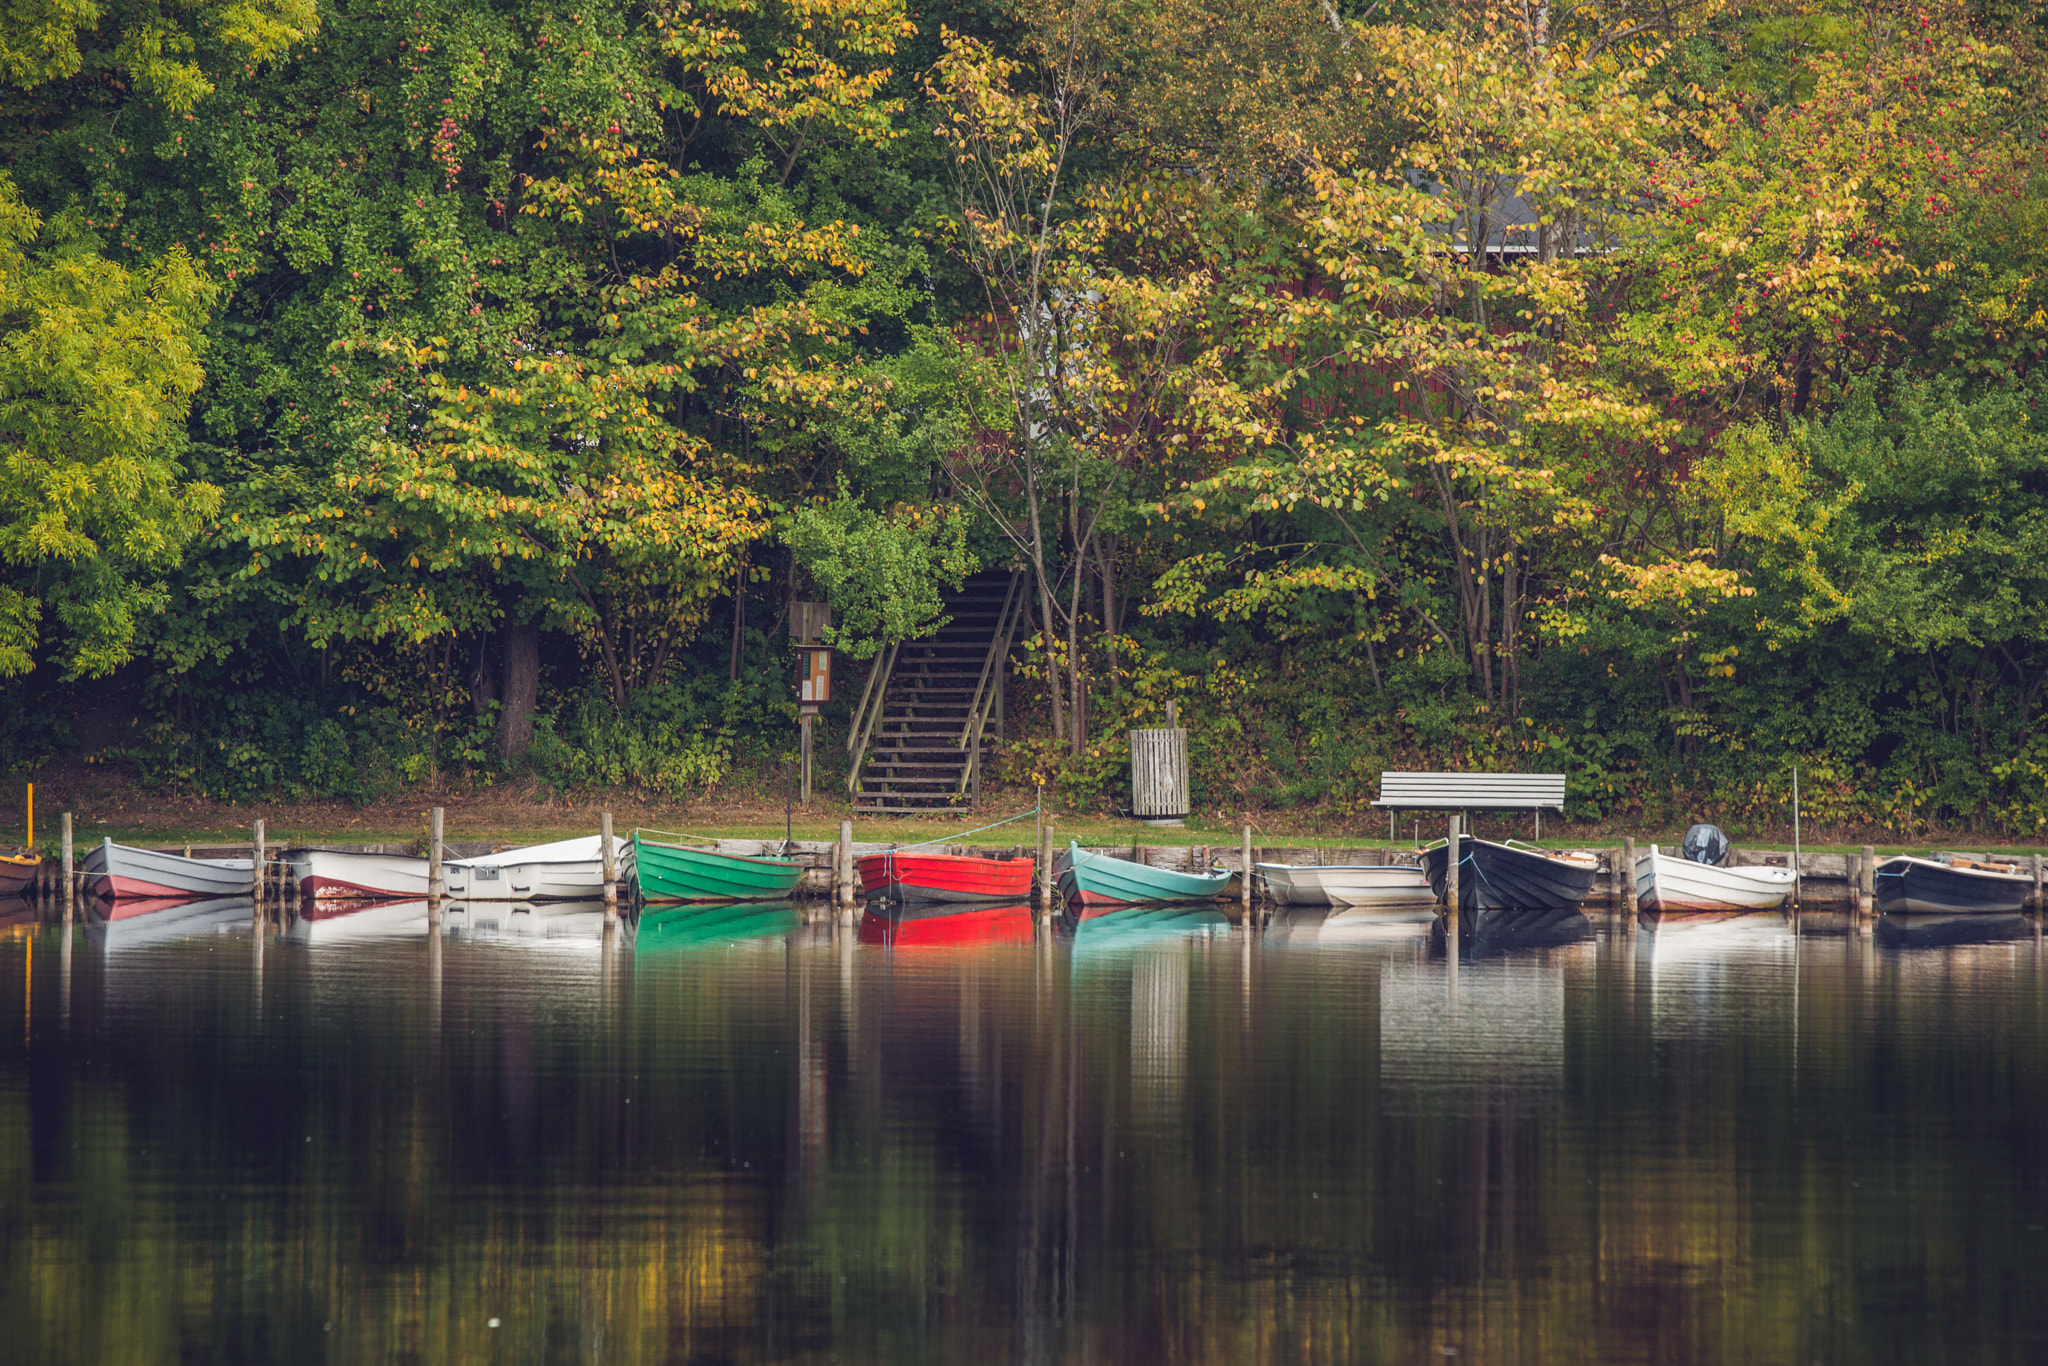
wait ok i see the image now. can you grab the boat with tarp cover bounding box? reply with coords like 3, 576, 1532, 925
1054, 841, 1231, 908
625, 831, 802, 903
1422, 835, 1598, 912
857, 849, 1034, 903
1874, 853, 2033, 916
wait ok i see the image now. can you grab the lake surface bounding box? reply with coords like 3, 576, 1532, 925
2, 900, 2046, 1364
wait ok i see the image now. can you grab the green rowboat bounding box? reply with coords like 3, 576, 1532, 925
1054, 840, 1234, 908
627, 833, 803, 903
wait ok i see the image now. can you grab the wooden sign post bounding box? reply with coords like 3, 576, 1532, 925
793, 603, 833, 807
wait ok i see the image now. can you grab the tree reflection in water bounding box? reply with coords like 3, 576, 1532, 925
1, 907, 2044, 1364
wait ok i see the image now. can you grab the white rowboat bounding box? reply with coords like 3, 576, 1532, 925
82, 839, 253, 900
1255, 862, 1435, 908
286, 848, 431, 901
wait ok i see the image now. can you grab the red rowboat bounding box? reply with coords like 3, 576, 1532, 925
856, 850, 1035, 902
857, 902, 1035, 947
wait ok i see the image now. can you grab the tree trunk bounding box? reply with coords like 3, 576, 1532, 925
497, 615, 541, 768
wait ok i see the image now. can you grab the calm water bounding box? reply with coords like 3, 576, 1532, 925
3, 899, 2046, 1364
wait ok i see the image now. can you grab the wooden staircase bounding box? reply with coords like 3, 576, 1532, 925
846, 571, 1026, 814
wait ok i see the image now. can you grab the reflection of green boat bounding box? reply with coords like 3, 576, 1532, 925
637, 900, 800, 948
626, 833, 803, 903
1065, 905, 1231, 951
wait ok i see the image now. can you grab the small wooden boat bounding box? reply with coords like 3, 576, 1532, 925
856, 849, 1034, 902
0, 853, 38, 897
1874, 854, 2033, 915
637, 900, 801, 951
1055, 841, 1231, 907
444, 835, 625, 901
857, 901, 1035, 946
1421, 835, 1598, 912
1634, 843, 1793, 914
285, 847, 430, 901
82, 839, 253, 900
626, 833, 802, 903
1256, 861, 1434, 908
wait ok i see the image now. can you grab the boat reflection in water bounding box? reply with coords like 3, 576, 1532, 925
857, 900, 1034, 947
286, 898, 429, 944
1267, 903, 1436, 945
1059, 901, 1230, 948
1876, 912, 2035, 948
446, 900, 617, 942
1434, 904, 1594, 958
85, 895, 253, 951
636, 899, 799, 951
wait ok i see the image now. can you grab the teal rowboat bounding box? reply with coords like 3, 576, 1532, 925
1054, 840, 1234, 908
626, 834, 803, 903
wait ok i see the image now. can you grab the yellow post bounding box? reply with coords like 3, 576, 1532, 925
24, 782, 31, 848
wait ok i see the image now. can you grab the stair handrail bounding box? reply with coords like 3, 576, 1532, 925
955, 575, 1027, 798
956, 571, 1023, 750
846, 643, 891, 755
845, 640, 900, 793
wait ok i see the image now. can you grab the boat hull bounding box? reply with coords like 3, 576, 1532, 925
1055, 842, 1231, 907
445, 835, 624, 901
1635, 848, 1793, 914
1422, 837, 1598, 912
627, 838, 802, 903
857, 851, 1034, 902
1875, 856, 2032, 915
0, 855, 37, 897
286, 848, 431, 901
82, 840, 253, 900
1257, 862, 1434, 908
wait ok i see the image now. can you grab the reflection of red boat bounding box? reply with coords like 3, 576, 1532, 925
856, 851, 1034, 902
858, 902, 1035, 947
95, 893, 208, 920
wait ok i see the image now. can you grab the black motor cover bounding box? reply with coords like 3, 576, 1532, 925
1681, 823, 1729, 866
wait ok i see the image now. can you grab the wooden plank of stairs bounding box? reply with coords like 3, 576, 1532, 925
853, 570, 1015, 813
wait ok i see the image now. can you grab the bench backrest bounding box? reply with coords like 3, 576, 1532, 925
1374, 771, 1566, 811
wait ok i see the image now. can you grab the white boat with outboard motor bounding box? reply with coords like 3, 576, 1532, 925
1634, 824, 1794, 915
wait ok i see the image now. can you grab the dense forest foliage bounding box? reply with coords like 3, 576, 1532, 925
3, 0, 2046, 832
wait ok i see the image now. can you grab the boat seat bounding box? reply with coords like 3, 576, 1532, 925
1372, 771, 1566, 812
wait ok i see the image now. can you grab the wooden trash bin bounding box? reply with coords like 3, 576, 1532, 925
1130, 726, 1190, 827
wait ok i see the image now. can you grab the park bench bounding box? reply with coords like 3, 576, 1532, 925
1373, 771, 1568, 839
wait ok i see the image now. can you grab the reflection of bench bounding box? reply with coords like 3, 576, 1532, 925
1373, 771, 1568, 838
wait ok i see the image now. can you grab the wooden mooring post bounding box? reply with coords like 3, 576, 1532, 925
837, 820, 854, 911
1037, 820, 1056, 913
252, 819, 266, 922
1240, 825, 1253, 924
60, 812, 73, 922
427, 806, 444, 915
2033, 853, 2044, 913
1621, 837, 1637, 921
1860, 845, 1876, 920
601, 811, 618, 924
